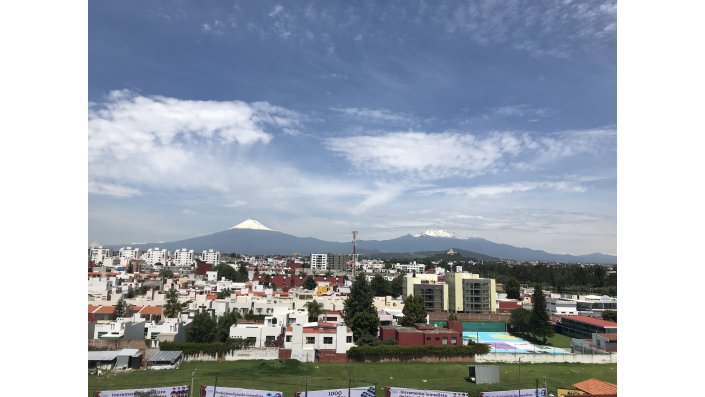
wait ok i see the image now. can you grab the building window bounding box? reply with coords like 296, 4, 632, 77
306, 337, 315, 344
451, 337, 457, 345
286, 335, 292, 342
346, 336, 352, 343
442, 338, 448, 345
323, 337, 333, 344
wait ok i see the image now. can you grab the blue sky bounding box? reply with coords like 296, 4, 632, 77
88, 0, 616, 255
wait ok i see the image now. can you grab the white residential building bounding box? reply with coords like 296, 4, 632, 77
284, 322, 354, 362
144, 248, 168, 266
118, 247, 140, 266
546, 297, 579, 315
394, 262, 426, 274
173, 249, 195, 267
90, 246, 112, 265
201, 249, 221, 265
230, 316, 284, 347
310, 253, 329, 271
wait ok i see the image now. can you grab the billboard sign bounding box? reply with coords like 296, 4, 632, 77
296, 386, 375, 397
388, 387, 468, 397
201, 386, 284, 397
479, 388, 547, 397
94, 385, 190, 397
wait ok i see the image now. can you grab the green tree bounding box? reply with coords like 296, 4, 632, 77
237, 264, 249, 282
215, 310, 240, 342
529, 285, 554, 344
505, 278, 521, 300
159, 268, 174, 279
389, 275, 404, 297
114, 297, 127, 319
305, 300, 325, 322
509, 307, 532, 336
186, 311, 216, 343
602, 310, 617, 322
215, 263, 238, 281
399, 295, 427, 326
370, 274, 390, 297
447, 313, 458, 322
126, 285, 135, 299
302, 275, 317, 290
217, 289, 232, 299
262, 274, 271, 288
163, 288, 183, 318
343, 274, 380, 341
349, 311, 381, 342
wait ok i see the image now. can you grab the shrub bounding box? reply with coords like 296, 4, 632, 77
160, 338, 256, 357
347, 344, 490, 359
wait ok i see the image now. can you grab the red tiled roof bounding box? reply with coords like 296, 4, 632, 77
573, 378, 617, 395
132, 306, 144, 312
93, 306, 115, 314
88, 305, 100, 313
139, 306, 163, 315
560, 315, 617, 327
206, 294, 218, 300
499, 300, 520, 309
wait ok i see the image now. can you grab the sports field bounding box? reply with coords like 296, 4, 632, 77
464, 332, 570, 355
88, 360, 616, 397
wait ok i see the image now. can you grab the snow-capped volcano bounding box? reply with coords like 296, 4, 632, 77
413, 229, 458, 238
230, 219, 273, 231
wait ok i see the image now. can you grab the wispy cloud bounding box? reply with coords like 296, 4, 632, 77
331, 107, 414, 125
420, 180, 587, 198
324, 127, 615, 180
445, 0, 616, 57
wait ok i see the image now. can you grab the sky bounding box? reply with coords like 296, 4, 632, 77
88, 0, 617, 256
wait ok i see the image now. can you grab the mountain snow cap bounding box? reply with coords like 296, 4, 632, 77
414, 229, 457, 238
230, 219, 273, 231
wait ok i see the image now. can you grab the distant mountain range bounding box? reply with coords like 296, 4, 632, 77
110, 219, 616, 264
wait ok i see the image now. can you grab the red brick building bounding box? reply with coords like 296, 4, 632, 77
380, 323, 462, 346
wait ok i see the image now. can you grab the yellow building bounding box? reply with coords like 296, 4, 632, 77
447, 272, 497, 314
402, 274, 448, 311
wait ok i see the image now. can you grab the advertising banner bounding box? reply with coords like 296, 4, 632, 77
201, 386, 284, 397
388, 387, 468, 397
295, 386, 375, 397
479, 388, 547, 397
94, 385, 190, 397
556, 389, 586, 397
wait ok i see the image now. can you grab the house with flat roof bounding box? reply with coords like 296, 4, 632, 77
556, 315, 617, 339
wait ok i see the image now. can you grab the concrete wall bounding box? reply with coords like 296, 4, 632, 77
474, 352, 617, 364
225, 348, 279, 361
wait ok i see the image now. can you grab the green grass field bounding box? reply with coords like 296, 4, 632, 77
88, 360, 616, 397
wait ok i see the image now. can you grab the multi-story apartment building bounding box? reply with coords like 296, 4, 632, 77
90, 246, 112, 265
172, 248, 195, 267
394, 262, 426, 274
144, 247, 168, 266
447, 272, 497, 314
201, 249, 221, 265
310, 253, 329, 270
402, 274, 448, 312
118, 246, 140, 266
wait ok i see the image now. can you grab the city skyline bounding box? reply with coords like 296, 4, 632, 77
89, 1, 617, 256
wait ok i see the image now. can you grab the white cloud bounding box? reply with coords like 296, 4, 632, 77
88, 91, 300, 197
325, 128, 615, 180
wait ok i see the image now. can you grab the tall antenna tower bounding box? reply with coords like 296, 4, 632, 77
351, 230, 358, 277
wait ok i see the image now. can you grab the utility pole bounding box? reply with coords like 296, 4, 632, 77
305, 377, 308, 397
544, 376, 548, 397
348, 377, 352, 397
191, 369, 198, 397
213, 375, 218, 397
